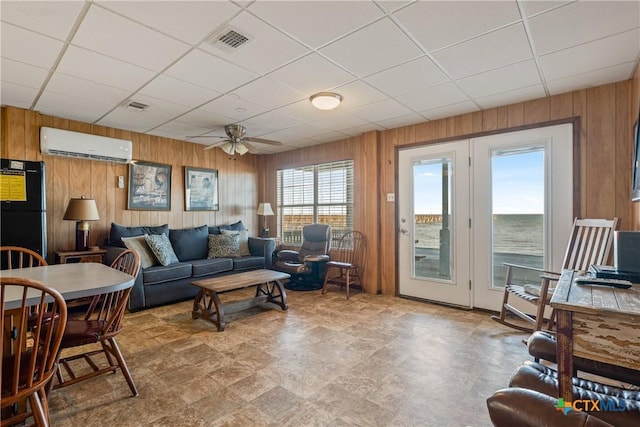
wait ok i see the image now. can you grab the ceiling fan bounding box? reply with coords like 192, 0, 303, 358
192, 124, 281, 155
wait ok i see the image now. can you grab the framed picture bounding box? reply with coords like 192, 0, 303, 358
128, 161, 171, 210
185, 166, 219, 211
633, 118, 640, 202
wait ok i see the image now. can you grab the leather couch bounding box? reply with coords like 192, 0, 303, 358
104, 221, 275, 311
487, 360, 640, 427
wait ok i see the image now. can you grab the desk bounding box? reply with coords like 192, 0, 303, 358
550, 270, 640, 402
2, 263, 134, 309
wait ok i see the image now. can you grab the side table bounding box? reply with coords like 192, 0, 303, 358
55, 248, 107, 264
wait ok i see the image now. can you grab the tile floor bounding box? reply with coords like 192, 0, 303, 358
48, 288, 531, 426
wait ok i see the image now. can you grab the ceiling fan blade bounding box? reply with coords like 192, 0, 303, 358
244, 136, 282, 146
241, 141, 255, 153
187, 135, 225, 139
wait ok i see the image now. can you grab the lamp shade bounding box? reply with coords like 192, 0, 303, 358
256, 202, 274, 216
310, 92, 342, 110
63, 197, 100, 221
220, 141, 235, 155
235, 143, 249, 155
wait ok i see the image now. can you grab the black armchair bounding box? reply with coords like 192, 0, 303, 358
274, 223, 331, 290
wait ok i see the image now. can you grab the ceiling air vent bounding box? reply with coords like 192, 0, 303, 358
206, 27, 253, 53
125, 101, 149, 112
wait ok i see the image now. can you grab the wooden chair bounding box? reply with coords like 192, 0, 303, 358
491, 217, 619, 333
1, 277, 67, 427
1, 246, 47, 270
53, 249, 140, 396
321, 231, 367, 299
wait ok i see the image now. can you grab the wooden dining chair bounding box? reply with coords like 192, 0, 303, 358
53, 249, 140, 396
491, 217, 619, 333
0, 246, 47, 270
321, 231, 367, 299
1, 277, 67, 427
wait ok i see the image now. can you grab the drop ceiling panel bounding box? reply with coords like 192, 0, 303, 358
529, 1, 640, 55
393, 1, 521, 51
199, 12, 309, 75
396, 82, 470, 112
1, 23, 64, 69
138, 74, 221, 108
521, 1, 571, 17
352, 98, 414, 123
240, 111, 304, 131
319, 18, 423, 77
540, 29, 640, 81
177, 109, 230, 130
333, 80, 388, 111
248, 1, 384, 48
45, 73, 131, 106
0, 82, 40, 109
547, 61, 637, 95
421, 101, 479, 121
71, 6, 189, 72
457, 60, 542, 98
200, 95, 268, 121
56, 46, 156, 91
433, 23, 533, 79
267, 53, 355, 95
1, 59, 49, 90
364, 57, 450, 96
230, 77, 306, 110
475, 84, 546, 110
1, 1, 86, 41
96, 0, 241, 45
378, 113, 427, 129
36, 91, 113, 123
164, 50, 259, 93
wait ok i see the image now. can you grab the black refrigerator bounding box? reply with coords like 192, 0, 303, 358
0, 158, 47, 260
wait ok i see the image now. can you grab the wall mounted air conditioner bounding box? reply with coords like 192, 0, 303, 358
40, 127, 132, 164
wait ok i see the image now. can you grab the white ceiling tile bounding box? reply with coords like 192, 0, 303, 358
46, 73, 131, 106
352, 98, 414, 123
139, 75, 221, 108
56, 46, 156, 91
433, 23, 533, 79
529, 1, 640, 55
230, 77, 306, 110
475, 85, 546, 110
35, 91, 113, 123
240, 111, 304, 131
364, 57, 449, 96
200, 12, 309, 75
267, 53, 355, 95
339, 122, 385, 137
0, 81, 39, 109
97, 104, 182, 133
177, 109, 232, 130
374, 1, 414, 14
320, 18, 423, 77
200, 95, 268, 121
274, 100, 369, 130
393, 1, 521, 51
1, 58, 49, 89
547, 61, 637, 95
147, 120, 212, 141
71, 6, 189, 72
377, 113, 426, 129
1, 23, 64, 69
457, 60, 542, 98
1, 1, 86, 41
521, 1, 572, 17
257, 124, 327, 144
333, 80, 388, 110
420, 101, 479, 121
249, 1, 384, 48
309, 131, 352, 143
96, 1, 240, 45
540, 29, 640, 81
164, 50, 259, 93
396, 82, 469, 112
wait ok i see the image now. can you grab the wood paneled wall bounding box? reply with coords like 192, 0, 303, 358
262, 80, 635, 296
1, 107, 260, 262
632, 65, 640, 231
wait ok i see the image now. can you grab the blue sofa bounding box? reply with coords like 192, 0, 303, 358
104, 221, 275, 311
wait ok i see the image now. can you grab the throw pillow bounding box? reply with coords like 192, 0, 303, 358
121, 235, 158, 269
109, 222, 169, 247
169, 225, 208, 261
145, 233, 179, 266
221, 229, 250, 256
208, 234, 240, 258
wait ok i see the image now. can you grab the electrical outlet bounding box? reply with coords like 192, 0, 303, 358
117, 176, 125, 188
386, 193, 395, 202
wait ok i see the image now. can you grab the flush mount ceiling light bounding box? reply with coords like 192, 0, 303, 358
310, 92, 342, 110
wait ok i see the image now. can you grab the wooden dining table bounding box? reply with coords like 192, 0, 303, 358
1, 262, 135, 309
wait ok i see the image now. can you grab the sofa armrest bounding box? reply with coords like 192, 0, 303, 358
103, 245, 127, 266
248, 237, 276, 268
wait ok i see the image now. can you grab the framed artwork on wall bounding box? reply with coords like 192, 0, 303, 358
185, 166, 219, 211
128, 161, 172, 210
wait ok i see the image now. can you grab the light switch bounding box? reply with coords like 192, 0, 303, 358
117, 176, 125, 188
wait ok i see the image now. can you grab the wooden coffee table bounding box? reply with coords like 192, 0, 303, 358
191, 269, 290, 331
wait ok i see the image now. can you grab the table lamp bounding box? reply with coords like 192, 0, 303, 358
256, 202, 274, 238
63, 196, 100, 250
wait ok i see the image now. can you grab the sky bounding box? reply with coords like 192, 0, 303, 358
413, 149, 544, 215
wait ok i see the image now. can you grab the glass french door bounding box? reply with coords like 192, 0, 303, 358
398, 124, 574, 311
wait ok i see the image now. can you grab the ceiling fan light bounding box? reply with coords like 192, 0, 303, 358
310, 92, 342, 110
235, 142, 249, 155
220, 141, 235, 155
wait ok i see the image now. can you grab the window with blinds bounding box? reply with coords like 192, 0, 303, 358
277, 160, 354, 245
